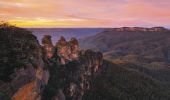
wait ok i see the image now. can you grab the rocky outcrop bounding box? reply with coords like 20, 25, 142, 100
0, 24, 103, 100
42, 35, 55, 59
69, 37, 79, 60
55, 36, 79, 65
41, 35, 103, 100
42, 49, 103, 100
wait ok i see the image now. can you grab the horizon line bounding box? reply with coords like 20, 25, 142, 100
23, 26, 170, 29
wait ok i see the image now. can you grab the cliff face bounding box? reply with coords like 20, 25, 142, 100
42, 50, 103, 100
0, 24, 49, 100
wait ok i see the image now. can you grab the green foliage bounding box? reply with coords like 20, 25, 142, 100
0, 22, 38, 81
0, 92, 10, 100
84, 60, 170, 100
0, 21, 13, 27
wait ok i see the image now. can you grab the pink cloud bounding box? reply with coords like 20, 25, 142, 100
0, 0, 170, 27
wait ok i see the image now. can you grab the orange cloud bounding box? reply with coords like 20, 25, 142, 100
8, 18, 109, 28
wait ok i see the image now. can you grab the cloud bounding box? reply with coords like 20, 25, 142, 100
0, 0, 170, 27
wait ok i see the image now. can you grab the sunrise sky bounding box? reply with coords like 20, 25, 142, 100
0, 0, 170, 28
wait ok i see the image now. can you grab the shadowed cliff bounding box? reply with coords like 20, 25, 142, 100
0, 23, 49, 100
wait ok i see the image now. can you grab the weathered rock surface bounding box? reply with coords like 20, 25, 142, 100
42, 50, 103, 100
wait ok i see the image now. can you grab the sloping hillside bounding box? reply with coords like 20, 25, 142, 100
79, 27, 170, 85
84, 60, 170, 100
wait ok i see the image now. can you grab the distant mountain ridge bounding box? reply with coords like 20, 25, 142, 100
108, 27, 169, 32
80, 27, 170, 53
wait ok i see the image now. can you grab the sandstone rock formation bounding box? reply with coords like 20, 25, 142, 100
42, 35, 55, 59
41, 35, 102, 100
55, 36, 79, 65
55, 36, 71, 65
0, 24, 103, 100
69, 38, 79, 60
42, 49, 103, 100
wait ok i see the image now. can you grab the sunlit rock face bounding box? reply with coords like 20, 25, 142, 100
55, 36, 71, 65
55, 36, 80, 65
42, 35, 55, 59
12, 80, 40, 100
69, 38, 79, 60
0, 25, 49, 100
